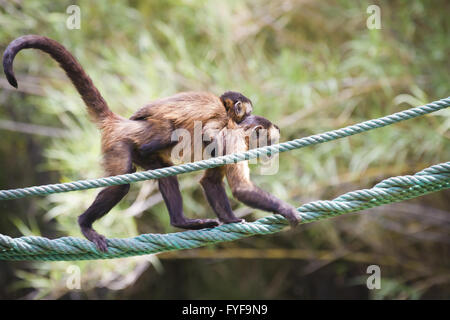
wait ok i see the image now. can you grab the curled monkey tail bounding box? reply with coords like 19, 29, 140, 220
3, 35, 114, 123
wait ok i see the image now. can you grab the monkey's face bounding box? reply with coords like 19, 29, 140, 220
220, 91, 253, 123
240, 115, 280, 149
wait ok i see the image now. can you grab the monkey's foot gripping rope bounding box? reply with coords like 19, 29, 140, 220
0, 161, 449, 261
0, 97, 449, 261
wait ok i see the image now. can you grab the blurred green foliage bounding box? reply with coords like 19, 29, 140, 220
0, 0, 449, 299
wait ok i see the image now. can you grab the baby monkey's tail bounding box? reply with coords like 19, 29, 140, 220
3, 35, 113, 124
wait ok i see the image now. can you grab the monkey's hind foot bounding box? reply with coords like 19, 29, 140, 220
81, 226, 109, 252
172, 218, 219, 230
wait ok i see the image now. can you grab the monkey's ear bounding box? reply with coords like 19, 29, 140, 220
234, 101, 245, 121
221, 97, 234, 111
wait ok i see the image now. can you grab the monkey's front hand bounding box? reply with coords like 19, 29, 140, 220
81, 226, 109, 252
277, 205, 301, 228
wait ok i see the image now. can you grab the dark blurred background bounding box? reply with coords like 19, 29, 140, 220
0, 0, 449, 299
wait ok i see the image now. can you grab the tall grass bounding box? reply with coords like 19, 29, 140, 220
0, 0, 448, 299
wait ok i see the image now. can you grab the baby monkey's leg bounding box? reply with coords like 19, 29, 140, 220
138, 120, 177, 157
139, 138, 177, 157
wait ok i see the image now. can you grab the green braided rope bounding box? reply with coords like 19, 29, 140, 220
1, 161, 449, 261
0, 96, 449, 200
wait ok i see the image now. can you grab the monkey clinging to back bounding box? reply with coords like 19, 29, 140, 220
3, 35, 300, 251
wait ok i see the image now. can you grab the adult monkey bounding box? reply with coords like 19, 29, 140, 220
3, 35, 300, 251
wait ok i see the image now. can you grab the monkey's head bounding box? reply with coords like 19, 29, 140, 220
239, 115, 280, 149
220, 91, 253, 123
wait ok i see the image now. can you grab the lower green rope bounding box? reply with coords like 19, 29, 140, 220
1, 161, 449, 261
